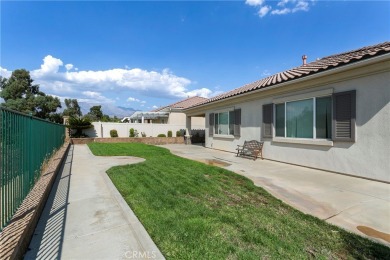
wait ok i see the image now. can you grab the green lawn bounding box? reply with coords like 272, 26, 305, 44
88, 142, 390, 259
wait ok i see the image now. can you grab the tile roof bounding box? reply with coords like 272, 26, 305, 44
190, 41, 390, 108
152, 96, 208, 112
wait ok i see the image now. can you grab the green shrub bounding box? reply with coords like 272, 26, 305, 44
129, 128, 135, 137
167, 130, 172, 137
157, 134, 166, 137
176, 131, 181, 137
67, 116, 93, 138
110, 129, 118, 137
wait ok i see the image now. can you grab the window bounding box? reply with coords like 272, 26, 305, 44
210, 109, 241, 137
262, 90, 355, 143
275, 103, 285, 137
275, 97, 332, 139
215, 111, 234, 135
316, 96, 332, 139
286, 99, 314, 138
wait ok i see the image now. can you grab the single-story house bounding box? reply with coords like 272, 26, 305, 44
184, 41, 390, 182
124, 111, 170, 124
127, 96, 206, 126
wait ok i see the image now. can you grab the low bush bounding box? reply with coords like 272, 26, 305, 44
157, 134, 166, 137
129, 128, 135, 137
177, 129, 186, 137
110, 129, 118, 137
167, 130, 172, 137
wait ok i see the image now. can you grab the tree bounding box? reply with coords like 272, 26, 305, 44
34, 94, 62, 119
101, 114, 111, 122
63, 99, 82, 117
85, 105, 103, 121
49, 113, 64, 124
66, 116, 92, 137
100, 114, 121, 122
0, 69, 61, 118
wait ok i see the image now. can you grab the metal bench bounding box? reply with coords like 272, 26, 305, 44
236, 140, 264, 160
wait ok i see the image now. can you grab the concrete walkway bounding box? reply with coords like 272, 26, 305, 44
25, 145, 164, 260
161, 144, 390, 246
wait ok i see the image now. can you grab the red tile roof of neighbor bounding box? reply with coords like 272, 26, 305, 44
189, 41, 390, 108
153, 96, 208, 112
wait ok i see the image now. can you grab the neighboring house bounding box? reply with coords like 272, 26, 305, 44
127, 96, 207, 126
184, 42, 390, 182
121, 116, 131, 123
126, 111, 170, 124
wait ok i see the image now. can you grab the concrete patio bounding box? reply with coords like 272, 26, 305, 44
161, 144, 390, 246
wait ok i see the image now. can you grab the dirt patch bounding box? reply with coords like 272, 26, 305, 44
357, 226, 390, 243
200, 159, 231, 167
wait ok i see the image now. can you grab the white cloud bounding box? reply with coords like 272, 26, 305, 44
259, 6, 272, 17
1, 55, 219, 107
245, 0, 265, 7
261, 70, 271, 76
127, 97, 147, 103
32, 55, 63, 78
271, 8, 291, 15
127, 97, 140, 102
247, 0, 314, 18
82, 91, 114, 103
185, 88, 213, 98
152, 105, 158, 109
0, 67, 12, 78
185, 88, 224, 98
292, 1, 309, 12
14, 55, 217, 101
65, 64, 74, 71
277, 0, 291, 7
83, 91, 100, 98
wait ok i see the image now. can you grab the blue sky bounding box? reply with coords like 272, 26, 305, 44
1, 1, 389, 115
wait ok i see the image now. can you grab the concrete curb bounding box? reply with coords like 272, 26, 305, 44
101, 172, 165, 260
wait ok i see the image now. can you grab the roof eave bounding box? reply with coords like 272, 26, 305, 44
185, 53, 390, 112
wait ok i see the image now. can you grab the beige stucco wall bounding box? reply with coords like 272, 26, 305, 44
167, 112, 186, 124
85, 122, 189, 137
84, 112, 205, 138
191, 116, 206, 128
167, 111, 205, 128
202, 62, 390, 182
